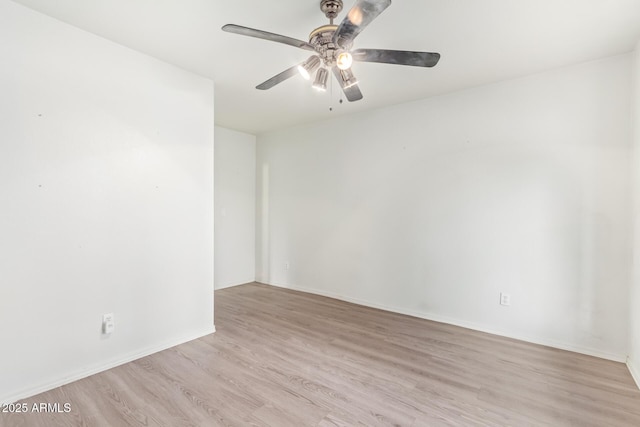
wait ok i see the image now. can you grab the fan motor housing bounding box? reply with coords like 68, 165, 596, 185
309, 24, 353, 68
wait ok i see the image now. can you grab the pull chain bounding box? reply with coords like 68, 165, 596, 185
329, 73, 334, 111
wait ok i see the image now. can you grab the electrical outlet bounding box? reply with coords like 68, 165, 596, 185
285, 262, 290, 270
102, 313, 115, 334
500, 293, 511, 306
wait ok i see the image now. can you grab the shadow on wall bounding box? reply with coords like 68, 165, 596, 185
260, 162, 270, 283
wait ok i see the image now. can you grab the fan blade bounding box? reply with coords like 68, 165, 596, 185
222, 24, 315, 51
256, 64, 302, 90
352, 49, 440, 67
332, 67, 363, 102
333, 0, 392, 48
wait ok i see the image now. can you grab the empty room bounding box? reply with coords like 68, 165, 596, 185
2, 0, 640, 425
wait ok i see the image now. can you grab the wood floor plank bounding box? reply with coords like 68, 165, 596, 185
2, 282, 640, 426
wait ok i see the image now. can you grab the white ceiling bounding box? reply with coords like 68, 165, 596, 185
10, 0, 640, 135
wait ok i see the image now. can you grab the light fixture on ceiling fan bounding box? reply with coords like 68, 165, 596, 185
222, 0, 440, 102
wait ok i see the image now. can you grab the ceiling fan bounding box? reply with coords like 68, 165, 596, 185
222, 0, 440, 102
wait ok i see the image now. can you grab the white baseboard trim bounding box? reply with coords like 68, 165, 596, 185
263, 281, 627, 363
0, 325, 216, 406
215, 280, 255, 290
628, 358, 640, 390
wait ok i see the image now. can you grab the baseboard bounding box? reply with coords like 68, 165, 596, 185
0, 325, 216, 406
263, 281, 627, 363
215, 280, 255, 290
628, 358, 640, 390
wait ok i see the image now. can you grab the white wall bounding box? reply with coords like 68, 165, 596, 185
0, 1, 214, 404
214, 126, 256, 289
630, 42, 640, 388
256, 54, 633, 361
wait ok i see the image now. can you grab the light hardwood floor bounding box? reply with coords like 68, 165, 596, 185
3, 282, 640, 426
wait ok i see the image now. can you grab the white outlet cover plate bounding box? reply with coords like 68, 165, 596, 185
102, 313, 115, 334
500, 293, 511, 306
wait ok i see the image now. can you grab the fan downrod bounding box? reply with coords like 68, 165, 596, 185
320, 0, 343, 23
